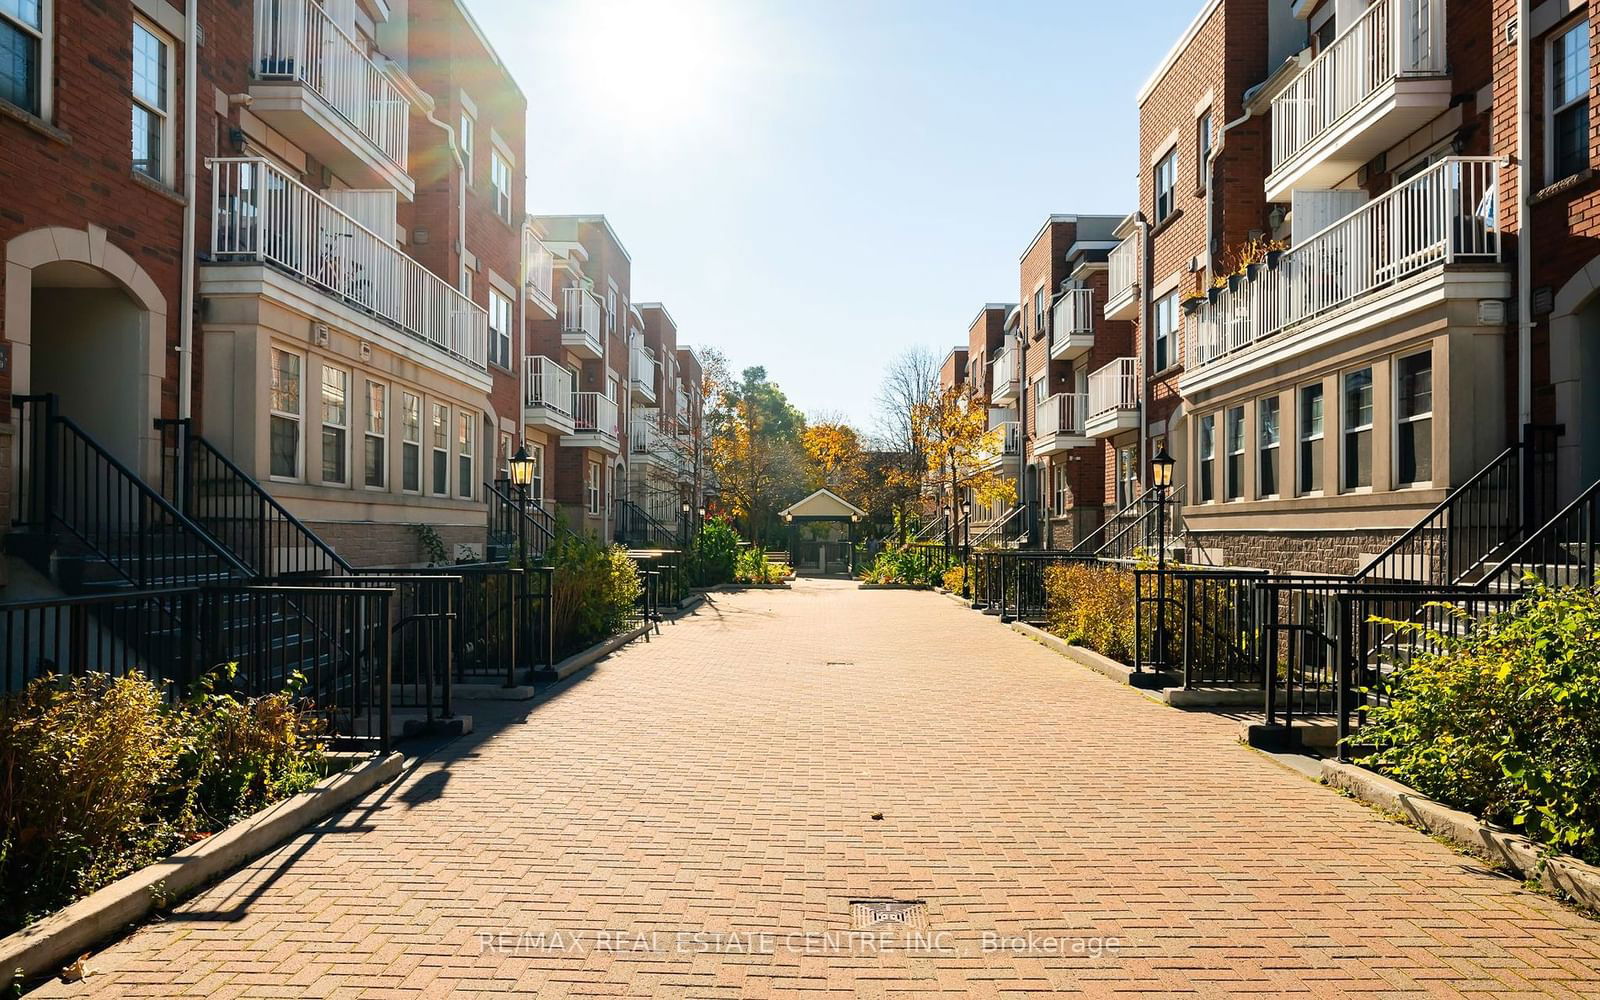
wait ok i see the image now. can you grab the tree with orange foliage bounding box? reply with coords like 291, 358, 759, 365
915, 383, 1018, 520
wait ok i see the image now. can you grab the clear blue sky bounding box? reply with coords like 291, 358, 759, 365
472, 0, 1203, 428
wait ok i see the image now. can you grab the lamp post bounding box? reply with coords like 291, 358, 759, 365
960, 498, 972, 599
680, 499, 691, 549
1150, 447, 1176, 673
507, 444, 536, 564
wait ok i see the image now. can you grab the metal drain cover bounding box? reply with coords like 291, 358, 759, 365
851, 899, 928, 929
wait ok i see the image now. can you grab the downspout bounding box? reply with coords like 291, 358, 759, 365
178, 0, 198, 421
1137, 214, 1151, 490
1516, 0, 1533, 439
420, 100, 467, 292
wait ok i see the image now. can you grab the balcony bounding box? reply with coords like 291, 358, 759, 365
1265, 0, 1449, 202
630, 344, 658, 403
675, 385, 691, 429
1106, 237, 1139, 321
979, 420, 1022, 468
1085, 358, 1140, 438
524, 230, 556, 316
562, 391, 620, 453
207, 157, 487, 372
1031, 393, 1091, 456
523, 355, 575, 435
562, 286, 603, 359
249, 0, 412, 198
1185, 157, 1503, 392
990, 343, 1019, 404
1049, 289, 1095, 361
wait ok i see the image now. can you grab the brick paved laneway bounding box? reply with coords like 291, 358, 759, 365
36, 579, 1600, 998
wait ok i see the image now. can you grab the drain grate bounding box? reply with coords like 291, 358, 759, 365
850, 899, 929, 930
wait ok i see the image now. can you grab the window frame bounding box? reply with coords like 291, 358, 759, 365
528, 442, 545, 504
430, 402, 450, 498
1154, 146, 1178, 222
320, 365, 350, 486
490, 150, 512, 223
586, 461, 601, 515
1394, 349, 1434, 488
1224, 404, 1245, 501
1052, 462, 1069, 516
1341, 367, 1374, 492
1195, 109, 1212, 190
1153, 290, 1178, 373
363, 379, 386, 490
268, 347, 304, 482
1298, 382, 1325, 496
488, 288, 513, 369
400, 390, 421, 494
456, 410, 474, 500
0, 0, 51, 119
1258, 395, 1281, 499
130, 16, 174, 184
1548, 18, 1592, 183
459, 107, 475, 186
1198, 414, 1216, 504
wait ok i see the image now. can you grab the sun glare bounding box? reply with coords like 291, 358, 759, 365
573, 0, 732, 132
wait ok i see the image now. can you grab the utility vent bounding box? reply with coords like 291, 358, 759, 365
851, 899, 928, 930
311, 324, 330, 347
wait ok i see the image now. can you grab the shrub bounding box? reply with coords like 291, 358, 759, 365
942, 564, 967, 593
548, 534, 643, 654
689, 517, 740, 586
734, 546, 789, 584
1356, 584, 1600, 864
858, 545, 950, 587
0, 670, 326, 933
1043, 562, 1138, 661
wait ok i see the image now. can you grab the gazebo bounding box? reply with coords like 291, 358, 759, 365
778, 488, 868, 576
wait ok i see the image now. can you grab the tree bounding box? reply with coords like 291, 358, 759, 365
916, 382, 1018, 524
872, 347, 939, 541
705, 366, 807, 543
801, 419, 867, 496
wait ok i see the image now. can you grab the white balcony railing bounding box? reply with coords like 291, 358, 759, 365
630, 344, 658, 395
209, 157, 486, 369
252, 0, 410, 168
562, 286, 603, 342
675, 385, 691, 426
629, 413, 663, 455
1087, 359, 1140, 418
573, 392, 619, 439
990, 344, 1018, 397
523, 355, 574, 416
524, 230, 555, 309
1271, 0, 1446, 170
1053, 288, 1094, 338
1189, 156, 1500, 371
1108, 237, 1138, 302
1037, 393, 1089, 437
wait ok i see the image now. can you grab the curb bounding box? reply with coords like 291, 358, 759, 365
1008, 621, 1176, 689
550, 594, 705, 681
1321, 760, 1600, 910
857, 583, 932, 590
0, 751, 404, 985
693, 583, 791, 592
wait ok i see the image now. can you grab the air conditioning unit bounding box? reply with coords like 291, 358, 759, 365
311, 324, 331, 347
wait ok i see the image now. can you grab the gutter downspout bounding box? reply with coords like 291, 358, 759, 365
178, 0, 198, 421
420, 101, 468, 293
1137, 215, 1151, 488
1516, 0, 1533, 440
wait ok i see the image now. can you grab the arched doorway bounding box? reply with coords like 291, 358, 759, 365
5, 225, 167, 480
1549, 259, 1600, 501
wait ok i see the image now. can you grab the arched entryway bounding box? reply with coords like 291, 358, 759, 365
5, 225, 167, 480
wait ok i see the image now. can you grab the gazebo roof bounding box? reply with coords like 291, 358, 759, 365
778, 488, 867, 520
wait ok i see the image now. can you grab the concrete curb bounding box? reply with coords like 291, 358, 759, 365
858, 583, 932, 591
1163, 687, 1263, 708
1321, 760, 1600, 910
693, 583, 791, 592
550, 594, 705, 681
1007, 621, 1171, 688
0, 751, 404, 985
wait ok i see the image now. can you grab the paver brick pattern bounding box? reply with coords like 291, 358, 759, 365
34, 579, 1600, 998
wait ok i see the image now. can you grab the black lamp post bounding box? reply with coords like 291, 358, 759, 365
680, 499, 691, 548
507, 444, 536, 563
960, 498, 973, 599
1151, 447, 1176, 672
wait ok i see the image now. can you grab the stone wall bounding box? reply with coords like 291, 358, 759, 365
1185, 528, 1404, 577
307, 521, 484, 569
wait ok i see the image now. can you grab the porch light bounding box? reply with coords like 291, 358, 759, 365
1151, 448, 1175, 489
697, 506, 706, 518
942, 505, 951, 519
681, 500, 691, 515
960, 499, 971, 518
508, 445, 536, 489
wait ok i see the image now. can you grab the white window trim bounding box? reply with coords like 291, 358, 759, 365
1197, 414, 1216, 504
1153, 145, 1179, 222
363, 379, 387, 491
1546, 18, 1592, 184
1, 0, 53, 120
1258, 395, 1281, 500
1298, 382, 1325, 497
459, 105, 476, 188
1394, 350, 1434, 489
529, 442, 545, 504
1341, 368, 1375, 494
586, 461, 601, 514
1153, 290, 1178, 373
1224, 405, 1245, 502
431, 402, 450, 498
488, 287, 513, 369
131, 15, 175, 184
320, 365, 350, 487
1195, 108, 1213, 190
490, 150, 512, 223
400, 390, 422, 494
456, 410, 475, 500
268, 347, 304, 483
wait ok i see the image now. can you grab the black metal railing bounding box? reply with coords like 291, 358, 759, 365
1094, 486, 1184, 561
155, 418, 353, 578
1478, 473, 1600, 592
0, 583, 395, 750
486, 479, 557, 563
13, 395, 252, 591
1069, 487, 1155, 556
1355, 426, 1559, 585
316, 574, 455, 723
632, 550, 687, 608
1134, 567, 1268, 686
613, 497, 682, 549
971, 549, 1095, 624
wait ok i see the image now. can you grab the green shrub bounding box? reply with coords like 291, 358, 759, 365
689, 517, 740, 586
0, 669, 326, 934
734, 547, 789, 584
858, 545, 951, 587
1356, 584, 1600, 864
1043, 562, 1138, 661
548, 534, 643, 654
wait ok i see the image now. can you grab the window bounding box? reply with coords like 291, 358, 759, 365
1396, 351, 1433, 486
460, 268, 472, 300
1198, 414, 1215, 503
1551, 20, 1591, 181
431, 403, 449, 497
456, 410, 474, 499
1033, 286, 1047, 339
1342, 368, 1373, 490
1052, 463, 1069, 516
1154, 147, 1178, 222
491, 151, 512, 222
269, 348, 302, 479
606, 289, 617, 336
1298, 384, 1324, 494
1117, 446, 1138, 508
1258, 396, 1281, 498
131, 20, 170, 182
459, 109, 474, 184
586, 461, 601, 514
320, 367, 348, 485
1032, 374, 1048, 407
401, 391, 421, 492
488, 289, 512, 368
364, 380, 386, 489
528, 442, 544, 503
0, 0, 44, 116
1225, 405, 1245, 500
1153, 290, 1177, 372
1195, 110, 1212, 189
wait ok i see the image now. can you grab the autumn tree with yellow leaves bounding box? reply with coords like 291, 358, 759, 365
915, 383, 1018, 517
